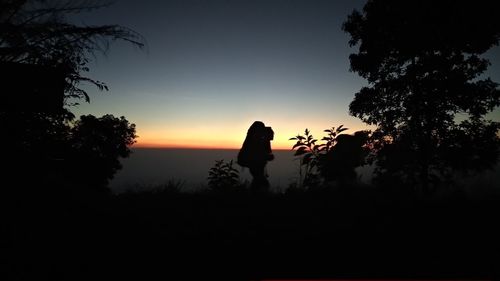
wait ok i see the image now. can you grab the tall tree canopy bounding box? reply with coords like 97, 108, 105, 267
343, 0, 500, 194
1, 0, 142, 190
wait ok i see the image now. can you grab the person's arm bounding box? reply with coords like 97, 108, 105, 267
266, 141, 274, 161
268, 153, 274, 161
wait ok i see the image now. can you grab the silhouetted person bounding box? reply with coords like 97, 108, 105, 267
321, 130, 370, 185
237, 121, 274, 192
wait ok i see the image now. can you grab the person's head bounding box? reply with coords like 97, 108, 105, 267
247, 121, 273, 142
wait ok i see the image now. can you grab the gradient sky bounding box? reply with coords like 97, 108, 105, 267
70, 0, 500, 149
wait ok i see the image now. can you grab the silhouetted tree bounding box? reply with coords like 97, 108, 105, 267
66, 114, 136, 189
2, 110, 73, 187
343, 0, 500, 195
0, 1, 142, 191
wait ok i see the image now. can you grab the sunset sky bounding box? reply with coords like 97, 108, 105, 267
71, 0, 500, 149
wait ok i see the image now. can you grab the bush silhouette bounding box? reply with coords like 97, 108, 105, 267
208, 159, 241, 192
65, 114, 137, 189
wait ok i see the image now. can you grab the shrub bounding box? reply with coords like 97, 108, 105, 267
208, 160, 241, 192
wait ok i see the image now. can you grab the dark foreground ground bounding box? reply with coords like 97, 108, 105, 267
4, 185, 500, 280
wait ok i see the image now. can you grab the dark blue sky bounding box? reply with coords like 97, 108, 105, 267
71, 0, 500, 148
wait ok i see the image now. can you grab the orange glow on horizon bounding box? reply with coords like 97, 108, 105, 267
133, 139, 291, 150
131, 123, 373, 150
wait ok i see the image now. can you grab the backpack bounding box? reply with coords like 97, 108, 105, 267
237, 149, 250, 167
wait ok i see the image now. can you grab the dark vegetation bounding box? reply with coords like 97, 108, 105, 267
3, 0, 500, 280
208, 159, 243, 192
343, 0, 500, 197
1, 0, 142, 195
289, 125, 371, 190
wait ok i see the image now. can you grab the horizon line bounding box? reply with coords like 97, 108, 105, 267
132, 143, 292, 151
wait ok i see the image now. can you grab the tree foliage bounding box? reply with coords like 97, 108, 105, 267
66, 114, 136, 188
0, 0, 145, 103
3, 111, 137, 190
343, 0, 500, 194
0, 1, 142, 191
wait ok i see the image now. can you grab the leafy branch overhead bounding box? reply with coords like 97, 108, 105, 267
0, 0, 146, 104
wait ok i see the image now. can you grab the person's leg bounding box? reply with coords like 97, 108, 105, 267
249, 165, 269, 193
